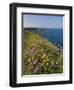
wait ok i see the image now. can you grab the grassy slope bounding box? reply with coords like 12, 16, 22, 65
23, 30, 63, 75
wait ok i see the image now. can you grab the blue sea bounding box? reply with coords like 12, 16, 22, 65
40, 28, 63, 48
24, 28, 63, 48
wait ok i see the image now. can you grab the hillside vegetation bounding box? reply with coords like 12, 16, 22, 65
23, 30, 63, 75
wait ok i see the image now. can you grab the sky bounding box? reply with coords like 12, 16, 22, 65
23, 14, 63, 29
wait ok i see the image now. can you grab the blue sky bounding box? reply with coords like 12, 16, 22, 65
23, 14, 63, 29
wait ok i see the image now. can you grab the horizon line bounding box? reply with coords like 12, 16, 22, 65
23, 27, 63, 29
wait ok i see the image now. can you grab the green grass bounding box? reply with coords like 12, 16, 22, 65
23, 30, 63, 75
